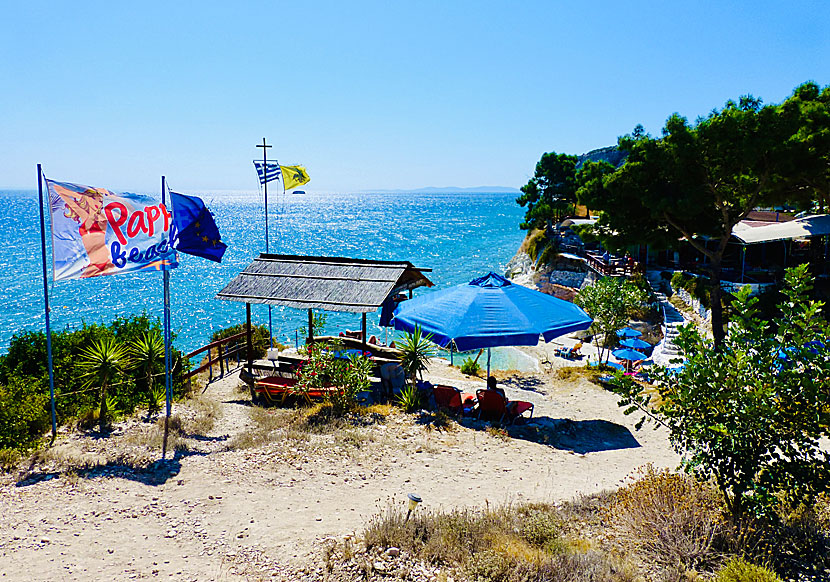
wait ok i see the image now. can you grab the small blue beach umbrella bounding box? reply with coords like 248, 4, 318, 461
612, 348, 648, 362
620, 338, 651, 350
391, 272, 592, 378
616, 327, 642, 338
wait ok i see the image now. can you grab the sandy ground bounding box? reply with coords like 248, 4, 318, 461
0, 357, 679, 582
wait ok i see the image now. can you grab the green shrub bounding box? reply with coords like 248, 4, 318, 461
396, 385, 423, 413
611, 466, 723, 571
714, 557, 782, 582
292, 342, 372, 415
0, 314, 188, 449
0, 448, 20, 473
521, 229, 549, 263
398, 325, 436, 386
464, 549, 512, 581
728, 503, 830, 581
211, 322, 270, 360
460, 356, 481, 376
537, 243, 559, 266
0, 377, 50, 450
518, 508, 562, 551
670, 271, 712, 308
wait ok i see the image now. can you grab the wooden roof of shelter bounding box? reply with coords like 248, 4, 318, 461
216, 253, 433, 313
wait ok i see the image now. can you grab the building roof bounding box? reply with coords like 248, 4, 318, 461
216, 254, 433, 313
731, 214, 830, 245
744, 210, 794, 223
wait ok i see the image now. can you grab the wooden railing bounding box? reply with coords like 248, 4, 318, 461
585, 253, 644, 277
184, 331, 249, 382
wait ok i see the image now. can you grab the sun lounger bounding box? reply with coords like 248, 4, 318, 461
433, 384, 463, 417
554, 342, 583, 360
253, 376, 341, 404
475, 389, 534, 425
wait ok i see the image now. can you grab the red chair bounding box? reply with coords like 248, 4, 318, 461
433, 385, 463, 417
475, 389, 534, 424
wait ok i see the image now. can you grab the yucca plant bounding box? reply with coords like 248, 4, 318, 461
396, 384, 423, 413
78, 336, 130, 432
129, 330, 165, 415
148, 385, 166, 416
398, 325, 437, 388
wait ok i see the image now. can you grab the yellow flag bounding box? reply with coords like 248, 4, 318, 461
280, 165, 310, 190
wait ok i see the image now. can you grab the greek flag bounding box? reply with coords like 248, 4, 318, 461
253, 161, 281, 185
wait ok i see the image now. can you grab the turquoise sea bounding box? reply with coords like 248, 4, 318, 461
2, 189, 528, 367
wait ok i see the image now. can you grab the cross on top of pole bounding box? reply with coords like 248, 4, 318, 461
256, 137, 272, 151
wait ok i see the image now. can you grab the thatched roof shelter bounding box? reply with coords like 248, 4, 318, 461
216, 253, 433, 313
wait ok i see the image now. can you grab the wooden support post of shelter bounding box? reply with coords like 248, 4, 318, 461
246, 303, 254, 399
307, 308, 313, 345
361, 312, 367, 354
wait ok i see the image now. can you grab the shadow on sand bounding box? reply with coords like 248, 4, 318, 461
15, 448, 208, 488
499, 375, 548, 395
450, 414, 641, 454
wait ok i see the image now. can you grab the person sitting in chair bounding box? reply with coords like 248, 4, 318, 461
487, 376, 518, 416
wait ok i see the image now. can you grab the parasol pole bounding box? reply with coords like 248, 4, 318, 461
486, 347, 491, 380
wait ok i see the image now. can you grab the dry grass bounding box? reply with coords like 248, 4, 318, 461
227, 401, 389, 452
182, 393, 220, 436
363, 403, 396, 418
363, 501, 635, 582
227, 407, 292, 450
486, 426, 510, 441
556, 365, 604, 382
517, 229, 548, 262
0, 448, 21, 473
610, 465, 724, 574
421, 410, 457, 433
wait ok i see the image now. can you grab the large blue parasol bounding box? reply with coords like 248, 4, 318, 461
620, 338, 651, 350
392, 272, 592, 377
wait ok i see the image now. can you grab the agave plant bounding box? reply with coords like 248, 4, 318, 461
398, 325, 437, 387
129, 330, 165, 414
148, 385, 166, 416
395, 384, 423, 413
78, 336, 130, 432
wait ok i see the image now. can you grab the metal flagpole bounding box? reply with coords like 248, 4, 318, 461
161, 176, 173, 459
256, 138, 274, 348
37, 164, 57, 441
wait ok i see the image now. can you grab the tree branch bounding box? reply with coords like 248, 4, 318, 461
663, 212, 716, 260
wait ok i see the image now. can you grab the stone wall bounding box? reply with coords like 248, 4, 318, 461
547, 269, 587, 289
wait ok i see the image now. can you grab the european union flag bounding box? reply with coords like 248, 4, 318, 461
169, 191, 227, 263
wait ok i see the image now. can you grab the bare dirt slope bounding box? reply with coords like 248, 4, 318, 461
0, 363, 679, 581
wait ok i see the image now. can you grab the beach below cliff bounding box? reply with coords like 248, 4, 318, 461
0, 356, 678, 582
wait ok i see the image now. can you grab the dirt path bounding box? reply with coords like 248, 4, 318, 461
0, 366, 679, 581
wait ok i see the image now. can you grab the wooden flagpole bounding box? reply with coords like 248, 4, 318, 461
37, 164, 57, 441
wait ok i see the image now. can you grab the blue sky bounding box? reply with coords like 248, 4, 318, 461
1, 1, 827, 193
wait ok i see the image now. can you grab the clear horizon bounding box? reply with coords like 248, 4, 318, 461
2, 1, 827, 193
